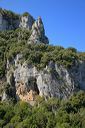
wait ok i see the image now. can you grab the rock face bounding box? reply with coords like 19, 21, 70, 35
0, 13, 20, 30
28, 17, 49, 44
19, 13, 35, 30
5, 54, 85, 102
0, 9, 49, 44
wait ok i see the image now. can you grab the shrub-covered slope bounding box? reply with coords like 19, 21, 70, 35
0, 29, 85, 78
0, 91, 85, 128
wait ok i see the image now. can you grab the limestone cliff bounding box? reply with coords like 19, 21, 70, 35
3, 54, 85, 103
0, 12, 19, 30
28, 17, 49, 44
0, 9, 24, 30
19, 12, 35, 30
0, 8, 85, 104
0, 8, 49, 44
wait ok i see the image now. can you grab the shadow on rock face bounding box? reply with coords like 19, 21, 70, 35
27, 77, 39, 95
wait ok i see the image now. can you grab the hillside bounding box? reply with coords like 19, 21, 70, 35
0, 8, 85, 128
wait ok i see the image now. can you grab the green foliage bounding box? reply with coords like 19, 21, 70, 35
0, 29, 30, 78
0, 25, 85, 79
78, 52, 85, 61
0, 91, 85, 127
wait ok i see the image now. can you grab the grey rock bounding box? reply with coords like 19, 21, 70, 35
2, 91, 8, 101
0, 11, 34, 31
19, 14, 35, 30
28, 17, 49, 44
0, 13, 20, 30
0, 9, 49, 44
6, 54, 85, 102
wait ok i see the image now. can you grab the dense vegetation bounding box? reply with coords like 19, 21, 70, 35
0, 91, 85, 128
0, 29, 85, 78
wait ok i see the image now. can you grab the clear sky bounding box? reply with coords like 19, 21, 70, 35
0, 0, 85, 51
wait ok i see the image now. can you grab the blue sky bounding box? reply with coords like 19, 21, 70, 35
0, 0, 85, 51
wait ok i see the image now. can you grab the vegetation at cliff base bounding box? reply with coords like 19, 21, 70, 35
0, 91, 85, 128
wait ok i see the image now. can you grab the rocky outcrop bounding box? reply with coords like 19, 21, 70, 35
0, 11, 35, 31
28, 17, 49, 44
5, 54, 85, 102
0, 9, 49, 44
19, 13, 35, 30
0, 13, 20, 30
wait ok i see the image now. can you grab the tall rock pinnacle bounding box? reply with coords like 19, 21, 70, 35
28, 16, 49, 44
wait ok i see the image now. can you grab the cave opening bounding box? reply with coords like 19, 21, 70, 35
28, 77, 39, 95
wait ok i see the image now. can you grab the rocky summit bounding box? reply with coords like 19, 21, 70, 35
0, 8, 49, 44
0, 8, 85, 104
